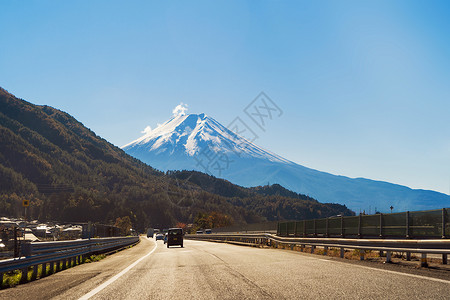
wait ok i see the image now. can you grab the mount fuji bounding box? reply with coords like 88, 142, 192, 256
122, 113, 450, 212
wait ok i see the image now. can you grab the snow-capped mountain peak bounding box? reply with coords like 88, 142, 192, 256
122, 113, 291, 164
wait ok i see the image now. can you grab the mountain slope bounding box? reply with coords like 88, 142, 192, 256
123, 113, 450, 212
0, 87, 352, 230
166, 170, 350, 221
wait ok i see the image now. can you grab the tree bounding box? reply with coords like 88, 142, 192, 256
114, 216, 132, 235
175, 222, 187, 230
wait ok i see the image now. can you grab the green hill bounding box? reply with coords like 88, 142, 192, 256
0, 87, 353, 231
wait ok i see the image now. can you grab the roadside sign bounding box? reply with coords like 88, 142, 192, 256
22, 200, 30, 207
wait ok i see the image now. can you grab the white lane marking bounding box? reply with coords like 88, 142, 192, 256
350, 263, 450, 284
303, 253, 449, 284
78, 238, 158, 300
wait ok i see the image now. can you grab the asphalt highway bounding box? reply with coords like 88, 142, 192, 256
1, 237, 449, 299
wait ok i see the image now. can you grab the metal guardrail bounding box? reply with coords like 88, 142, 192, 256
277, 208, 449, 239
186, 233, 450, 266
211, 221, 278, 234
0, 236, 139, 287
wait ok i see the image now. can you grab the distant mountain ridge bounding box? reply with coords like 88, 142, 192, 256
123, 112, 450, 212
0, 87, 352, 230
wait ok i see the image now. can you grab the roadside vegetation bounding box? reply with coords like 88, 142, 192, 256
1, 259, 83, 288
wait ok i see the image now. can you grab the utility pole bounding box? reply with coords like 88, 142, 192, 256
22, 199, 30, 245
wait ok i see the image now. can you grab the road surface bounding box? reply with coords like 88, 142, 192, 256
1, 237, 449, 299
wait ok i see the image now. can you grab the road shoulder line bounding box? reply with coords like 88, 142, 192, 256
78, 238, 157, 300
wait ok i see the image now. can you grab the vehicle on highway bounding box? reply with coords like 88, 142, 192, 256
167, 228, 183, 248
196, 230, 203, 234
205, 229, 212, 234
155, 233, 164, 241
147, 228, 154, 238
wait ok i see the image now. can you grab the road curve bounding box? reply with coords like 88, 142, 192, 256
1, 237, 449, 299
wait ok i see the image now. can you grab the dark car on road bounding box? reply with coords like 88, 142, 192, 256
155, 233, 164, 241
167, 228, 183, 248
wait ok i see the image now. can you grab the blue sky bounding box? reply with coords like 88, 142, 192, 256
1, 1, 449, 195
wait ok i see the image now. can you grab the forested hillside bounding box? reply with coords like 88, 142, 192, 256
167, 170, 354, 220
0, 87, 353, 231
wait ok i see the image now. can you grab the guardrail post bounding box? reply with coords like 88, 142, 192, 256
49, 261, 54, 274
56, 260, 61, 272
341, 216, 344, 238
442, 208, 446, 238
340, 248, 344, 258
406, 252, 411, 261
406, 211, 410, 238
41, 263, 47, 277
386, 251, 391, 263
311, 245, 315, 254
39, 263, 44, 277
19, 267, 28, 284
324, 246, 328, 255
360, 250, 365, 261
31, 264, 38, 281
379, 213, 383, 238
443, 254, 448, 265
0, 272, 4, 288
420, 253, 428, 267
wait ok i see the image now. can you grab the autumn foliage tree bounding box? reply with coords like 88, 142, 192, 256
194, 211, 233, 230
114, 216, 132, 235
175, 222, 187, 230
